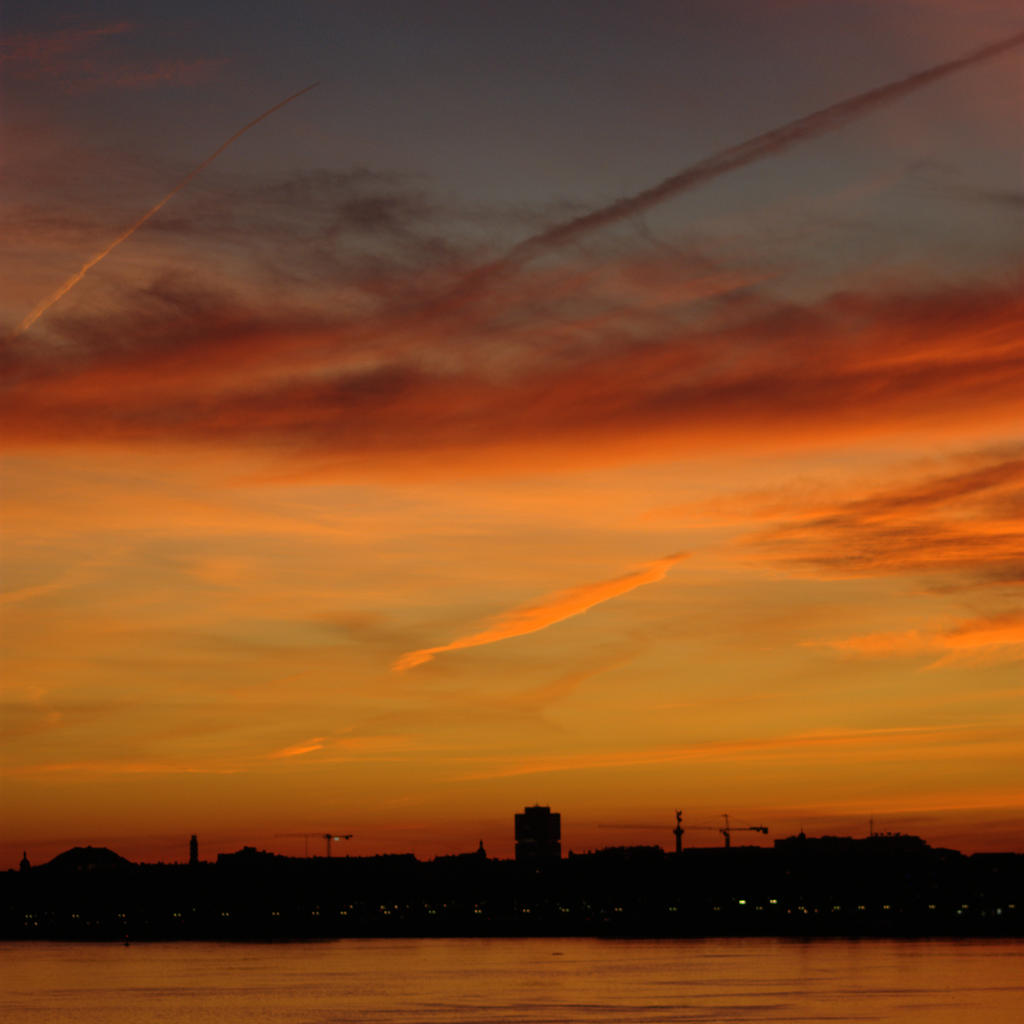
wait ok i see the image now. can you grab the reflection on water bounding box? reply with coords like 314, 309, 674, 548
1, 937, 1022, 1023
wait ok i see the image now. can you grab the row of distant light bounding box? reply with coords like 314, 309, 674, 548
24, 901, 1014, 920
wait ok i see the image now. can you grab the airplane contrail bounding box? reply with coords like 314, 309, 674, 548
13, 82, 320, 337
465, 30, 1024, 285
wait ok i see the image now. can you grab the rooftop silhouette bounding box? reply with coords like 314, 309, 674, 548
4, 807, 1021, 940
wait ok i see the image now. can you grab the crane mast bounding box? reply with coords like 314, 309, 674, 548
720, 814, 769, 848
597, 812, 768, 851
275, 832, 353, 857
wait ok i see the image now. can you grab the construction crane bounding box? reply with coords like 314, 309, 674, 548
597, 812, 717, 853
720, 814, 768, 848
672, 810, 722, 853
275, 832, 353, 857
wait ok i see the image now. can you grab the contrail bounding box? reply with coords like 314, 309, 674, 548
14, 82, 320, 337
469, 30, 1024, 283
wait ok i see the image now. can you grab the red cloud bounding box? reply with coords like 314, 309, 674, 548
3, 277, 1021, 469
747, 451, 1023, 586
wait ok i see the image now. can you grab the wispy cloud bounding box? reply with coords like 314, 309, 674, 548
267, 737, 326, 759
747, 451, 1024, 586
5, 276, 1020, 467
464, 29, 1024, 285
0, 699, 131, 741
7, 31, 1023, 461
0, 22, 132, 65
9, 760, 242, 777
0, 22, 225, 93
394, 553, 686, 670
450, 722, 1021, 780
13, 82, 319, 336
492, 649, 642, 711
807, 610, 1024, 666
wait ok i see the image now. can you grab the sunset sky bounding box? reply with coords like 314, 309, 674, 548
2, 0, 1022, 867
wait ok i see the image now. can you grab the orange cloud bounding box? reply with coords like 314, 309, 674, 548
809, 610, 1024, 665
808, 630, 936, 656
394, 553, 686, 670
944, 611, 1024, 649
268, 737, 326, 759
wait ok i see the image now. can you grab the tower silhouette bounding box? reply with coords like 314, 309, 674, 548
514, 805, 561, 861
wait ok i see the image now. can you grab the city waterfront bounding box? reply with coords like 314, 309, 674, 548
2, 937, 1022, 1023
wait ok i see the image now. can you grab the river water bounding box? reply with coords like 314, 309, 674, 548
1, 937, 1021, 1023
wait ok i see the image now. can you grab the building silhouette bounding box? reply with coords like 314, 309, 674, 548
189, 835, 199, 866
515, 805, 561, 861
3, 821, 1022, 939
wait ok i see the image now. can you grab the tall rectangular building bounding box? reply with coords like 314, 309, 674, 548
515, 805, 561, 861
